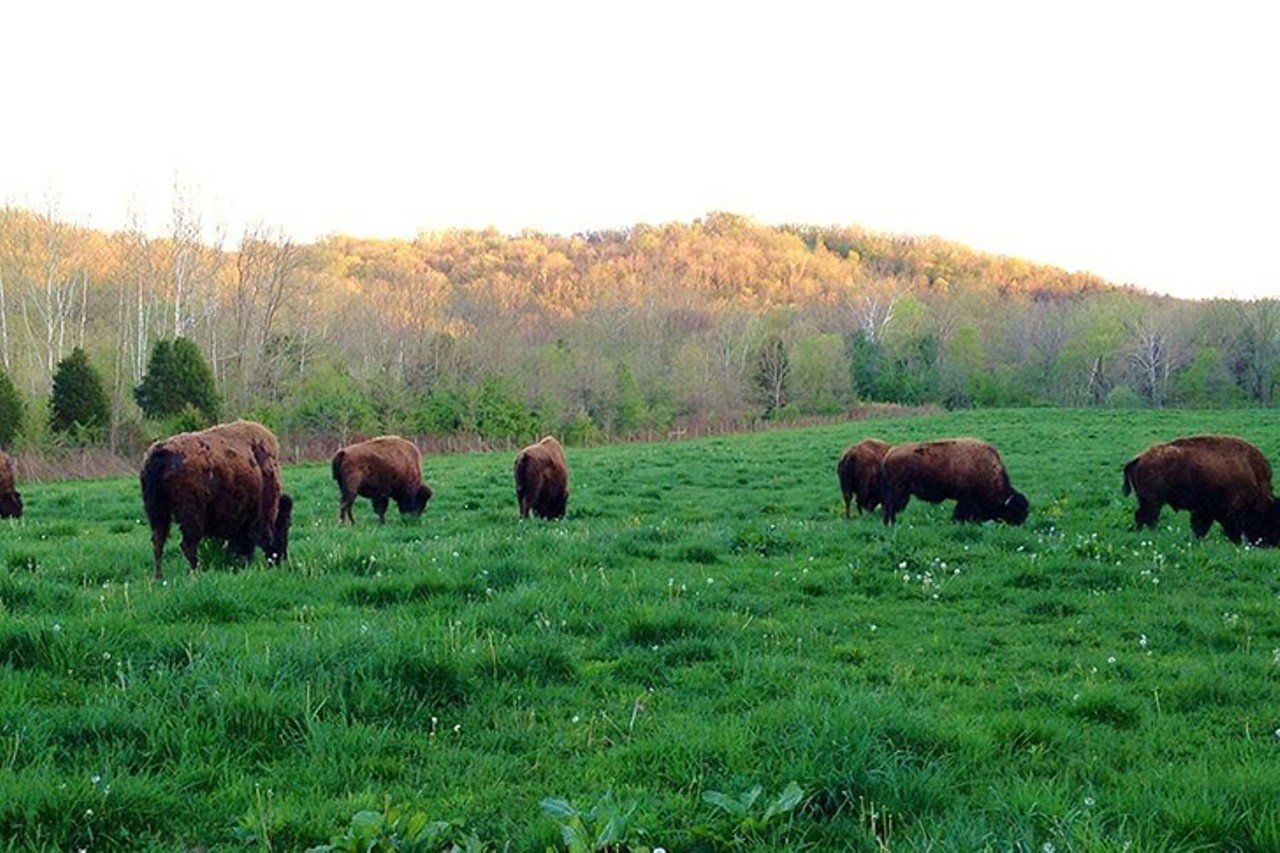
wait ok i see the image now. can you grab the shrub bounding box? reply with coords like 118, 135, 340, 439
1104, 385, 1144, 409
280, 365, 377, 441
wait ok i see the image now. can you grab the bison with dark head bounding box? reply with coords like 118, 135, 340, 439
881, 437, 1028, 526
837, 438, 891, 518
332, 435, 433, 524
1123, 434, 1280, 545
515, 436, 569, 519
140, 420, 292, 578
0, 450, 22, 519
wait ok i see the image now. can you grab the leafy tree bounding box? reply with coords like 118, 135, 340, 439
613, 363, 648, 433
1174, 346, 1240, 406
134, 337, 219, 424
848, 330, 888, 401
789, 334, 845, 414
49, 348, 110, 438
0, 371, 23, 448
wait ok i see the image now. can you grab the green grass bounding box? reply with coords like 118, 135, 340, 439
1, 408, 1279, 850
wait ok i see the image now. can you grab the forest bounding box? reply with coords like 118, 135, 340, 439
0, 204, 1276, 458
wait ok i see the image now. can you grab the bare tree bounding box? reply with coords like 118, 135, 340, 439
847, 275, 903, 342
13, 203, 87, 386
1126, 310, 1187, 407
1232, 299, 1279, 403
227, 224, 302, 404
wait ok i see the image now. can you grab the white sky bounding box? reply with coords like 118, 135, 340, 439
3, 0, 1277, 300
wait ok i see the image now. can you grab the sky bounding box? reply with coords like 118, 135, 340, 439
2, 1, 1277, 300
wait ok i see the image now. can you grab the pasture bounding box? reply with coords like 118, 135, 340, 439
1, 408, 1278, 850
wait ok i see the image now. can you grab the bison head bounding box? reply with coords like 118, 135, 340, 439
266, 493, 293, 563
399, 483, 434, 517
1254, 499, 1280, 547
1000, 490, 1030, 526
0, 490, 22, 519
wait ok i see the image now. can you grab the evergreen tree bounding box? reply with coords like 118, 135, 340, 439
134, 337, 220, 423
50, 348, 110, 437
0, 370, 23, 448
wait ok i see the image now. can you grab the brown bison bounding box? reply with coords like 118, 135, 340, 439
1123, 435, 1280, 545
882, 437, 1029, 525
515, 436, 569, 519
140, 420, 293, 579
837, 438, 891, 518
332, 435, 433, 524
0, 450, 22, 519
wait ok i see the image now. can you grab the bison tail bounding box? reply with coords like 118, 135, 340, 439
140, 446, 181, 529
514, 451, 530, 498
1122, 458, 1137, 496
331, 450, 346, 485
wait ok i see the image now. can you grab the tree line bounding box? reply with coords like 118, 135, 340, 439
0, 203, 1276, 455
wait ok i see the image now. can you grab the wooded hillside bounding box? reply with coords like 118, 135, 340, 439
0, 206, 1275, 452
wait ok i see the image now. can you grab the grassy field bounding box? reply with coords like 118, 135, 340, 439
2, 408, 1279, 851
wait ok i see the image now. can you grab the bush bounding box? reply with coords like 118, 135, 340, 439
280, 365, 377, 441
416, 386, 467, 436
49, 348, 109, 440
0, 370, 23, 448
1104, 385, 1144, 409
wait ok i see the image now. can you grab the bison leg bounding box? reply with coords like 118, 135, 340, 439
372, 496, 390, 524
842, 489, 854, 520
1134, 499, 1161, 530
519, 497, 531, 519
1220, 515, 1244, 544
151, 521, 170, 581
882, 489, 909, 526
338, 492, 356, 524
1189, 510, 1214, 539
952, 500, 979, 523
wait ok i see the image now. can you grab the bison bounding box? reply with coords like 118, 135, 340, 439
881, 437, 1029, 526
515, 436, 569, 519
140, 420, 293, 579
837, 438, 891, 518
1123, 434, 1280, 545
0, 450, 22, 519
332, 435, 433, 524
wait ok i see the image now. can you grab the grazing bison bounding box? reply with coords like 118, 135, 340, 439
515, 436, 569, 519
140, 420, 293, 579
1123, 435, 1280, 545
332, 435, 433, 524
0, 450, 21, 519
837, 438, 891, 518
882, 437, 1029, 526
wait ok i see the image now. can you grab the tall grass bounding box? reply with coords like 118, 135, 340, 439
1, 408, 1278, 849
